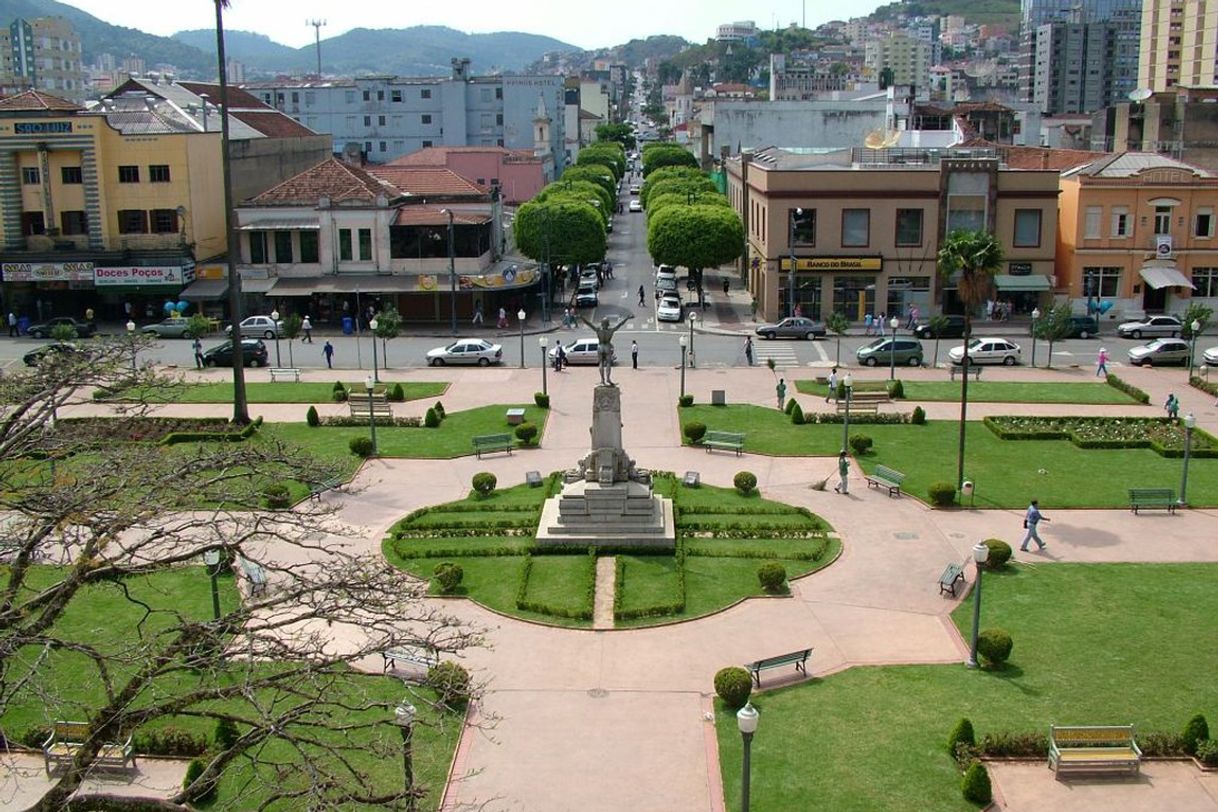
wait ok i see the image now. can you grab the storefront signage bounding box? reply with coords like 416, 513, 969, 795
780, 257, 883, 272
1008, 262, 1032, 276
94, 266, 186, 286
2, 261, 94, 282
14, 121, 73, 135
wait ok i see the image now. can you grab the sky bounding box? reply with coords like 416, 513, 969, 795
63, 0, 887, 50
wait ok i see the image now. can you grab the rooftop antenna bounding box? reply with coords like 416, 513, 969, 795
307, 19, 326, 77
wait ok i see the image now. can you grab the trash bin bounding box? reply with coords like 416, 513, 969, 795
17, 316, 30, 335
962, 480, 974, 497
341, 316, 354, 336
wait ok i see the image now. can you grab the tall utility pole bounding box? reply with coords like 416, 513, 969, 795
307, 19, 326, 76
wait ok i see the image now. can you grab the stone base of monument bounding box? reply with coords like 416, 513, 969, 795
536, 480, 675, 550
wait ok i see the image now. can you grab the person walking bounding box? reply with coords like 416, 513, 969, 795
722, 277, 730, 296
638, 285, 646, 307
863, 313, 873, 336
833, 451, 850, 494
744, 336, 754, 366
1020, 500, 1049, 552
776, 377, 787, 410
631, 340, 638, 369
497, 307, 508, 329
1165, 393, 1180, 420
7, 311, 16, 337
323, 340, 335, 369
826, 367, 838, 402
193, 337, 205, 369
472, 304, 484, 326
1095, 347, 1109, 377
302, 315, 313, 343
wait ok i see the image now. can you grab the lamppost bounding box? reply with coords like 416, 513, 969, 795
1029, 307, 1041, 368
202, 549, 222, 621
125, 320, 137, 372
369, 316, 380, 383
679, 334, 688, 399
966, 541, 989, 668
364, 375, 378, 456
1187, 319, 1201, 380
539, 336, 548, 396
737, 702, 759, 812
1179, 412, 1196, 506
517, 308, 527, 368
841, 372, 853, 453
270, 309, 283, 367
788, 207, 802, 318
688, 311, 698, 368
888, 315, 900, 381
393, 702, 417, 812
440, 208, 457, 336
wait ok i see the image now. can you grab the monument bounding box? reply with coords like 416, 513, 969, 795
535, 313, 675, 550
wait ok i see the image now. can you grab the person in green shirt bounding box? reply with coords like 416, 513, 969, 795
834, 451, 850, 495
776, 378, 787, 410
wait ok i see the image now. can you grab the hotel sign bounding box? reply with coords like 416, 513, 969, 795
780, 257, 883, 272
2, 261, 94, 282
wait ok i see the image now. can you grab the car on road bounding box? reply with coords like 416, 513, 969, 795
1128, 338, 1191, 366
141, 317, 198, 339
657, 295, 683, 322
628, 199, 643, 213
655, 264, 677, 285
225, 315, 283, 339
912, 315, 968, 339
425, 338, 503, 367
579, 267, 600, 289
629, 183, 641, 194
1064, 315, 1100, 339
202, 339, 268, 368
754, 317, 826, 340
574, 282, 599, 308
1116, 315, 1182, 339
22, 342, 83, 367
949, 337, 1022, 365
25, 317, 96, 339
550, 337, 615, 366
655, 276, 679, 297
1205, 345, 1218, 366
856, 337, 924, 367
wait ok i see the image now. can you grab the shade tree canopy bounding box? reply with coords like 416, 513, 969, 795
575, 142, 626, 180
641, 143, 698, 177
647, 203, 744, 273
559, 164, 617, 200
516, 199, 608, 266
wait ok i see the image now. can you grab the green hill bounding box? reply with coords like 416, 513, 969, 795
871, 0, 1020, 29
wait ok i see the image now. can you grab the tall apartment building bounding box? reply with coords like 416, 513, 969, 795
865, 34, 935, 90
0, 17, 86, 103
1138, 0, 1218, 92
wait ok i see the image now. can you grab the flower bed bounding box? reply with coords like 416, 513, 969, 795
52, 416, 260, 445
984, 415, 1218, 458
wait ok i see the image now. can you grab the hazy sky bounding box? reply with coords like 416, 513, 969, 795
63, 0, 886, 50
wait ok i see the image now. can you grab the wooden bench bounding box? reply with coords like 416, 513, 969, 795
836, 402, 880, 415
865, 464, 906, 497
269, 367, 301, 382
43, 721, 134, 774
938, 560, 967, 596
349, 396, 393, 419
703, 430, 745, 456
382, 645, 440, 674
472, 433, 514, 459
1049, 725, 1142, 778
309, 475, 344, 501
239, 557, 268, 596
505, 408, 526, 425
1128, 488, 1176, 514
950, 365, 983, 381
849, 390, 891, 404
744, 648, 813, 687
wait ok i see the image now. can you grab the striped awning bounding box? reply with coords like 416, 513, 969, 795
1139, 265, 1194, 290
993, 274, 1052, 291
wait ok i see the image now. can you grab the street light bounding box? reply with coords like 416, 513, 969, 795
270, 309, 282, 367
679, 334, 688, 399
364, 375, 378, 456
737, 702, 759, 812
202, 549, 222, 621
369, 316, 380, 383
517, 308, 527, 368
539, 336, 549, 396
841, 372, 853, 453
1188, 319, 1201, 380
688, 310, 698, 368
967, 541, 989, 668
440, 208, 457, 336
788, 208, 802, 318
1179, 412, 1196, 506
125, 320, 137, 372
888, 316, 900, 381
393, 702, 417, 812
1030, 307, 1041, 368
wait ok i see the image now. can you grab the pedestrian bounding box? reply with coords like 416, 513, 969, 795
563, 308, 572, 329
193, 337, 205, 369
744, 336, 754, 366
638, 285, 646, 306
497, 307, 508, 329
85, 307, 94, 323
631, 340, 638, 369
826, 367, 838, 402
908, 305, 919, 329
877, 312, 886, 334
302, 315, 313, 343
864, 313, 873, 336
776, 377, 787, 410
1095, 347, 1109, 377
1019, 499, 1049, 552
7, 311, 16, 337
1165, 393, 1180, 420
722, 277, 730, 296
472, 304, 484, 326
833, 451, 850, 494
323, 340, 334, 369
794, 303, 803, 318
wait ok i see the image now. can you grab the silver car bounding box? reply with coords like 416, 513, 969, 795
549, 338, 616, 366
225, 315, 283, 339
754, 317, 826, 340
426, 338, 503, 366
949, 337, 1022, 365
1128, 338, 1191, 366
141, 318, 197, 338
1116, 315, 1183, 339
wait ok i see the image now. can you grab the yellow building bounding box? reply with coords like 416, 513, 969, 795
1137, 0, 1218, 93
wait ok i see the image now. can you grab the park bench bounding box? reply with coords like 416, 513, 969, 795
309, 475, 344, 501
836, 402, 880, 416
1128, 488, 1176, 514
864, 464, 906, 497
1049, 725, 1141, 778
849, 390, 891, 404
744, 648, 813, 687
269, 367, 301, 383
703, 430, 745, 456
938, 559, 967, 597
239, 557, 268, 596
43, 721, 134, 774
472, 433, 514, 459
349, 396, 393, 419
950, 365, 983, 381
382, 645, 440, 674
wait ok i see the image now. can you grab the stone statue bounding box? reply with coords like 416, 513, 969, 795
578, 313, 633, 385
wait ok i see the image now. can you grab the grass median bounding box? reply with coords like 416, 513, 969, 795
121, 380, 449, 404
794, 379, 1140, 404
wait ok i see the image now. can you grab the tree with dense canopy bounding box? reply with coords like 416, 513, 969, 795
594, 123, 636, 151
641, 144, 699, 177
516, 199, 607, 266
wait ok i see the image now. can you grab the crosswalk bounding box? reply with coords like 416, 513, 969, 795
753, 343, 800, 368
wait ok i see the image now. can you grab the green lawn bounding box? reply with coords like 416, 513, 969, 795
716, 563, 1218, 812
113, 380, 448, 404
680, 405, 841, 456
795, 379, 1139, 404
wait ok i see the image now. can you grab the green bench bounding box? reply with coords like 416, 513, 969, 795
239, 557, 268, 597
836, 401, 879, 415
703, 430, 745, 456
1049, 724, 1141, 778
938, 560, 966, 597
472, 433, 514, 459
865, 464, 906, 497
309, 475, 344, 501
950, 364, 983, 381
43, 721, 134, 775
744, 647, 813, 687
1128, 488, 1176, 514
382, 645, 440, 674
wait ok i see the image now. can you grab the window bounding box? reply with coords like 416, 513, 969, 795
362, 90, 370, 101
249, 231, 267, 263
377, 90, 384, 101
841, 209, 870, 247
422, 140, 433, 148
358, 228, 372, 261
291, 92, 299, 103
363, 115, 371, 126
480, 112, 493, 128
150, 209, 178, 233
421, 88, 431, 99
495, 87, 503, 99
790, 208, 815, 245
274, 231, 293, 263
299, 231, 319, 263
338, 229, 353, 261
393, 140, 405, 151
378, 115, 385, 126
480, 88, 491, 102
379, 141, 386, 152
118, 165, 139, 183
346, 115, 356, 129
21, 167, 40, 185
945, 171, 989, 233
1111, 206, 1130, 237
1084, 206, 1102, 239
496, 113, 503, 125
60, 210, 87, 235
364, 141, 372, 154
895, 209, 923, 246
117, 209, 148, 233
1082, 266, 1121, 298
148, 164, 171, 183
305, 91, 315, 105
1013, 209, 1041, 247
61, 166, 82, 184
391, 90, 402, 102
1196, 207, 1214, 238
20, 212, 45, 235
476, 177, 486, 186
421, 114, 432, 124
1154, 205, 1172, 235
1193, 267, 1218, 296
344, 90, 355, 103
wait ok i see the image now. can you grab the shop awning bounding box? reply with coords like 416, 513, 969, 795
1139, 265, 1195, 290
239, 276, 277, 294
269, 275, 419, 296
237, 218, 320, 231
178, 278, 228, 300
994, 274, 1052, 292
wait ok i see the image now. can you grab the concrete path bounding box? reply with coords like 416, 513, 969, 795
0, 753, 188, 809
593, 556, 616, 630
989, 761, 1218, 811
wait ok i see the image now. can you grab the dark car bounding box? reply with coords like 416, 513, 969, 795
26, 317, 96, 339
1065, 315, 1100, 339
913, 315, 969, 339
23, 343, 83, 367
201, 339, 268, 368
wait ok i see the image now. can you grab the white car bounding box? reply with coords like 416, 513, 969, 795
657, 295, 683, 322
655, 264, 677, 285
949, 337, 1022, 366
426, 338, 503, 366
1116, 315, 1183, 339
629, 184, 641, 195
629, 199, 643, 213
549, 337, 616, 365
1204, 346, 1218, 366
225, 315, 283, 339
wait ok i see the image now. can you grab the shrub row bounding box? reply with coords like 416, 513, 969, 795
685, 540, 827, 561
319, 415, 423, 428
675, 504, 812, 517
392, 527, 536, 540
801, 411, 912, 425
678, 523, 827, 539
984, 415, 1218, 458
392, 542, 531, 560
1190, 375, 1218, 397
18, 726, 208, 758
407, 503, 540, 516
1106, 372, 1151, 404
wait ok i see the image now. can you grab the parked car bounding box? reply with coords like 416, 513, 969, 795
225, 315, 283, 339
25, 317, 96, 339
1128, 338, 1191, 366
754, 317, 826, 340
23, 342, 83, 367
579, 267, 600, 289
657, 295, 683, 322
425, 338, 503, 367
913, 315, 968, 339
856, 337, 924, 367
628, 199, 643, 213
141, 317, 197, 339
550, 337, 615, 366
1204, 345, 1218, 366
574, 282, 599, 308
655, 276, 679, 296
1116, 315, 1182, 339
949, 337, 1022, 365
202, 339, 268, 368
1064, 315, 1100, 339
655, 264, 677, 285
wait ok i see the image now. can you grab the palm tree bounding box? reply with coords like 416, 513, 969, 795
937, 229, 1003, 493
214, 0, 250, 424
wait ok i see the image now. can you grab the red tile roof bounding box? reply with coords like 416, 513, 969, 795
176, 82, 268, 109
387, 146, 513, 166
995, 144, 1106, 171
393, 207, 491, 227
232, 110, 317, 138
367, 166, 487, 198
0, 90, 82, 112
248, 158, 403, 205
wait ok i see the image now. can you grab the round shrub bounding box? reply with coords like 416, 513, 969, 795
848, 434, 873, 456
349, 436, 374, 457
713, 666, 753, 709
424, 407, 441, 428
961, 760, 992, 805
332, 380, 345, 392
733, 471, 758, 496
684, 421, 707, 443
911, 406, 927, 425
976, 628, 1013, 667
427, 661, 471, 708
183, 758, 217, 803
888, 379, 905, 399
678, 394, 694, 407
262, 483, 291, 510
390, 383, 405, 402
214, 718, 239, 750
434, 401, 446, 419
1197, 739, 1218, 766
433, 562, 464, 594
471, 472, 497, 496
534, 391, 550, 409
928, 482, 957, 507
515, 422, 538, 446
331, 388, 348, 403
305, 405, 320, 427
757, 562, 787, 594
982, 539, 1012, 570
947, 717, 976, 754
1183, 714, 1210, 756
789, 401, 804, 424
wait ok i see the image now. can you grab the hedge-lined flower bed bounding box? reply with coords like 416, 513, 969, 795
50, 416, 261, 445
984, 415, 1218, 458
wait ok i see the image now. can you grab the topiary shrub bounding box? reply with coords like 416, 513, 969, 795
733, 471, 757, 496
848, 434, 873, 456
427, 661, 471, 708
713, 666, 753, 709
332, 380, 345, 393
262, 483, 291, 510
471, 472, 497, 497
789, 401, 804, 424
678, 394, 694, 407
214, 718, 239, 750
305, 405, 320, 427
1197, 739, 1218, 766
1183, 714, 1210, 756
977, 628, 1013, 667
684, 421, 707, 443
888, 379, 905, 399
515, 422, 538, 446
961, 760, 992, 805
911, 406, 927, 425
390, 383, 405, 402
331, 387, 348, 402
534, 391, 550, 408
757, 562, 787, 594
424, 407, 441, 428
183, 758, 217, 803
434, 401, 446, 419
982, 539, 1013, 570
928, 482, 957, 507
349, 436, 374, 457
433, 562, 464, 594
948, 718, 976, 754
784, 397, 796, 414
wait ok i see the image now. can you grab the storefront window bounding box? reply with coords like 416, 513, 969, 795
778, 275, 822, 318
248, 231, 267, 264
1082, 267, 1121, 298
300, 231, 319, 263
886, 276, 931, 320
275, 231, 293, 264
832, 275, 877, 320
1192, 268, 1218, 297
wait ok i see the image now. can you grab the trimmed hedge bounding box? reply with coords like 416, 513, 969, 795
984, 415, 1218, 458
928, 482, 957, 507
976, 628, 1013, 667
733, 471, 757, 495
714, 666, 753, 709
1106, 372, 1150, 404
320, 415, 422, 427
982, 539, 1012, 569
684, 421, 707, 443
757, 562, 787, 594
961, 761, 991, 805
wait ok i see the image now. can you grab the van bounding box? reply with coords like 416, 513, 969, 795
856, 337, 924, 367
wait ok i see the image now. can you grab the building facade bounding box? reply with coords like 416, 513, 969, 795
385, 145, 549, 206
864, 34, 935, 90
0, 17, 86, 103
1138, 0, 1218, 92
